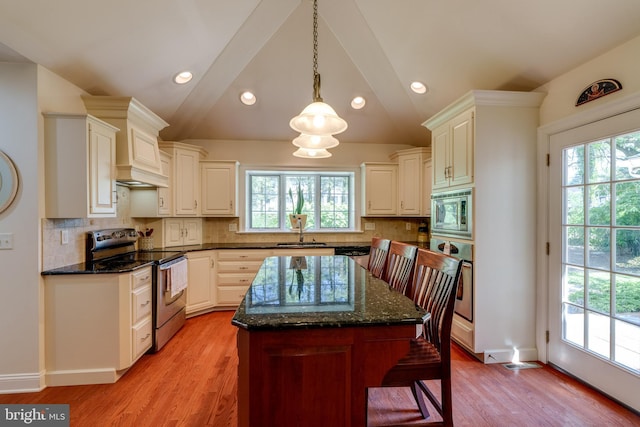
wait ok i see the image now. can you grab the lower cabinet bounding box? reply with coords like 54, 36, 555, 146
44, 266, 153, 386
186, 248, 335, 315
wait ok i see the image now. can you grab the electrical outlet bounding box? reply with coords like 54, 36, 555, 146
228, 223, 238, 232
61, 230, 69, 245
0, 233, 14, 250
364, 222, 375, 231
405, 222, 411, 231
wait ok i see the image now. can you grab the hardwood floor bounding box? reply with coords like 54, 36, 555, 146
1, 310, 638, 426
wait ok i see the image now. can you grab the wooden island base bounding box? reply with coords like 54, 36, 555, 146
237, 324, 415, 427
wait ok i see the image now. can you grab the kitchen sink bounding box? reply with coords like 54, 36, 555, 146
276, 242, 327, 248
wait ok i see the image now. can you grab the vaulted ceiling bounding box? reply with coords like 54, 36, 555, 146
2, 0, 640, 147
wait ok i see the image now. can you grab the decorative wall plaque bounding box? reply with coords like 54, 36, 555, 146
576, 78, 622, 106
0, 150, 19, 213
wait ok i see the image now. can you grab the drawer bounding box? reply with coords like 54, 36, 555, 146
131, 266, 152, 289
132, 285, 152, 324
217, 285, 250, 306
216, 260, 263, 274
216, 272, 255, 287
132, 317, 152, 361
217, 250, 270, 262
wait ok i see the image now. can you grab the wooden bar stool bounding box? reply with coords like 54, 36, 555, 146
367, 237, 391, 279
382, 241, 418, 296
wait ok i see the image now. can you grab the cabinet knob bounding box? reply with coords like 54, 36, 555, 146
159, 197, 164, 207
194, 200, 198, 208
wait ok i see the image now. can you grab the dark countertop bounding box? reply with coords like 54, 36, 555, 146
41, 241, 375, 275
231, 255, 427, 331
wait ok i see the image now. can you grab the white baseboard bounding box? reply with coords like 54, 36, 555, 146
483, 347, 538, 364
45, 368, 126, 387
0, 372, 45, 394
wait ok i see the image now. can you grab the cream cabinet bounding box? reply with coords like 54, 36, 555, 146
159, 141, 208, 216
422, 158, 432, 216
361, 163, 398, 216
430, 108, 474, 190
44, 266, 153, 386
44, 113, 118, 218
390, 148, 431, 216
186, 250, 216, 316
145, 217, 202, 248
215, 250, 270, 306
129, 150, 173, 217
201, 161, 239, 216
424, 90, 545, 360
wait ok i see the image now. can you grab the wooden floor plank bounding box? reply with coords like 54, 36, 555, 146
0, 311, 638, 426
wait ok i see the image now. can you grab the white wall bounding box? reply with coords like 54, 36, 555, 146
0, 62, 41, 392
538, 35, 640, 126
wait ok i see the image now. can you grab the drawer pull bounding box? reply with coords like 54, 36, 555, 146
239, 266, 248, 270
141, 300, 150, 307
141, 333, 151, 341
240, 279, 249, 283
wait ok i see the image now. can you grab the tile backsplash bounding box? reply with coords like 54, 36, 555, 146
42, 185, 428, 270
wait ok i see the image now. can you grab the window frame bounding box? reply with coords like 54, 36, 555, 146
244, 168, 357, 233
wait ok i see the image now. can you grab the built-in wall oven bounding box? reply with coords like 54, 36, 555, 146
86, 229, 186, 353
430, 236, 474, 350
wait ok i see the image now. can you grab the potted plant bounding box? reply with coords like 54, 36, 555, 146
288, 181, 307, 229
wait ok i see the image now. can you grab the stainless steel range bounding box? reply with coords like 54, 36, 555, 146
86, 228, 187, 353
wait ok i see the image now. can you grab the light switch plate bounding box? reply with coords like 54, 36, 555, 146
364, 222, 375, 231
61, 230, 69, 244
228, 223, 238, 232
0, 233, 14, 250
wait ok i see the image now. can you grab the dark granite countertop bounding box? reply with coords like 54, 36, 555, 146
231, 255, 427, 331
42, 260, 156, 275
162, 241, 373, 252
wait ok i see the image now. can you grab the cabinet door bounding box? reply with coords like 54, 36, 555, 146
422, 159, 432, 216
363, 164, 397, 215
397, 153, 422, 215
183, 218, 202, 246
201, 162, 237, 216
186, 251, 215, 314
88, 119, 116, 215
449, 109, 474, 187
157, 152, 172, 216
164, 218, 184, 247
431, 123, 450, 190
174, 149, 200, 216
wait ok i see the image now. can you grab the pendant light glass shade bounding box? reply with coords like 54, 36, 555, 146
292, 133, 339, 150
293, 147, 332, 158
290, 101, 348, 136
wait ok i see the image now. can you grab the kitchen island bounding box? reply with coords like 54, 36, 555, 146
232, 255, 426, 427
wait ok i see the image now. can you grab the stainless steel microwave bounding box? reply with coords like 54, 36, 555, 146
431, 188, 473, 239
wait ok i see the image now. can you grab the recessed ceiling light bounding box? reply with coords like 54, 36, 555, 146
410, 81, 428, 94
173, 71, 193, 84
351, 96, 366, 110
240, 91, 257, 106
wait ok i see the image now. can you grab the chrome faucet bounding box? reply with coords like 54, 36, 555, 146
298, 218, 304, 243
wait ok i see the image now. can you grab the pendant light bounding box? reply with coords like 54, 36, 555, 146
290, 0, 347, 158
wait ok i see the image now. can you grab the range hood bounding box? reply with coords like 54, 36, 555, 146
82, 96, 169, 187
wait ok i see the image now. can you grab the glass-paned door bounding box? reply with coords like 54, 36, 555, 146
548, 109, 640, 411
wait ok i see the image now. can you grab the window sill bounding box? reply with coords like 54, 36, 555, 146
234, 229, 365, 235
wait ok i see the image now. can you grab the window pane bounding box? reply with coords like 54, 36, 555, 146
615, 131, 640, 180
615, 229, 640, 275
564, 187, 584, 225
615, 274, 640, 326
319, 176, 351, 229
587, 227, 610, 270
564, 265, 584, 306
563, 303, 584, 346
614, 320, 640, 371
587, 311, 610, 358
587, 139, 611, 183
250, 175, 280, 228
615, 181, 640, 226
587, 269, 610, 314
565, 226, 584, 266
587, 184, 610, 225
564, 145, 585, 185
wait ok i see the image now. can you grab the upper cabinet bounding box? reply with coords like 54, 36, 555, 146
390, 148, 431, 216
44, 113, 119, 218
159, 141, 208, 217
201, 161, 239, 216
361, 163, 398, 216
429, 108, 474, 190
83, 96, 169, 188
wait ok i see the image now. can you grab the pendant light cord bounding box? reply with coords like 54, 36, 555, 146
312, 0, 323, 102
